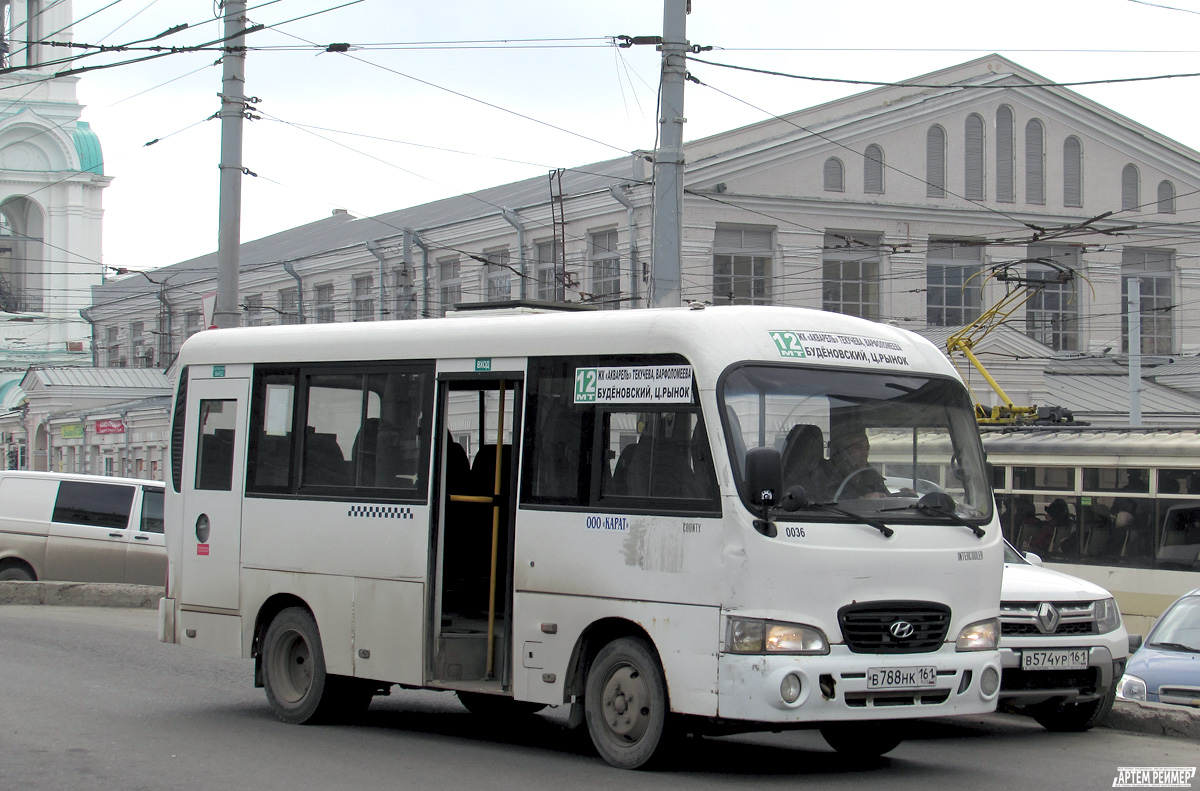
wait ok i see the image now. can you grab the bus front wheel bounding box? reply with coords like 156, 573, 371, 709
262, 606, 336, 724
584, 636, 672, 770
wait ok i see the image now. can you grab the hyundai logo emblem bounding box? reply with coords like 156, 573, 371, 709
889, 620, 916, 639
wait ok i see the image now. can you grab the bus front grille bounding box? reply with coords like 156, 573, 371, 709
838, 601, 951, 654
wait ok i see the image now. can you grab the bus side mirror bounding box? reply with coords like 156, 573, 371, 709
744, 447, 783, 514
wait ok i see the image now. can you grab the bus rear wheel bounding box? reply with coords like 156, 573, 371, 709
584, 636, 672, 770
262, 607, 337, 724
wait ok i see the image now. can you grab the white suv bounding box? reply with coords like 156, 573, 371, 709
998, 540, 1134, 731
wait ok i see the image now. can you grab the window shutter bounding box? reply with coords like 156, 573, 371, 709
996, 106, 1014, 202
1025, 120, 1045, 205
927, 126, 946, 198
1063, 137, 1082, 208
1122, 164, 1139, 211
864, 145, 884, 194
965, 114, 984, 200
823, 157, 844, 192
1157, 180, 1175, 214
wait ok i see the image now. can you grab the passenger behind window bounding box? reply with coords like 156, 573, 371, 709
781, 424, 829, 501
303, 427, 352, 486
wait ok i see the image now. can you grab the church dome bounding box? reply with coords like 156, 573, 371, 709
71, 121, 103, 175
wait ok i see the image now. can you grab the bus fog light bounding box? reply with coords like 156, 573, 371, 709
981, 666, 1000, 696
780, 673, 802, 704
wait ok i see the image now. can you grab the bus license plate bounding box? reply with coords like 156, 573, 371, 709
867, 666, 937, 689
1021, 649, 1089, 670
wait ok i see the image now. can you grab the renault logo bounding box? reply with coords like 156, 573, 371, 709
889, 620, 916, 639
1036, 602, 1061, 634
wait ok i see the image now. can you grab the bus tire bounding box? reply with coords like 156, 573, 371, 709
262, 606, 336, 725
457, 691, 547, 717
820, 721, 903, 758
584, 636, 671, 770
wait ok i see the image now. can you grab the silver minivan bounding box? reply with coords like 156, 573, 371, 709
0, 471, 165, 586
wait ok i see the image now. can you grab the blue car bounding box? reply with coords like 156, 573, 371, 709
1116, 588, 1200, 707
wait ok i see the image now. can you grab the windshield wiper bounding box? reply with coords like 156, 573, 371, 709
880, 492, 986, 538
1147, 641, 1200, 653
779, 487, 894, 538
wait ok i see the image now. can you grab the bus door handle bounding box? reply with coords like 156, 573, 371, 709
134, 535, 150, 541
108, 532, 124, 538
449, 494, 494, 504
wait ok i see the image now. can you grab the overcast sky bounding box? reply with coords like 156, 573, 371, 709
60, 0, 1200, 274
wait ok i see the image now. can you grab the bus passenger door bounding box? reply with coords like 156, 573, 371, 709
432, 368, 523, 688
179, 373, 249, 613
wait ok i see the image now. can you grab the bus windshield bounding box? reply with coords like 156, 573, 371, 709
721, 365, 992, 522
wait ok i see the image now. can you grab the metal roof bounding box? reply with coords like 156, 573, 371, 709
92, 155, 635, 302
1043, 372, 1200, 419
980, 426, 1200, 460
21, 367, 172, 391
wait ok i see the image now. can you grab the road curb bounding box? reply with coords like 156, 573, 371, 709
0, 581, 163, 609
1102, 700, 1200, 740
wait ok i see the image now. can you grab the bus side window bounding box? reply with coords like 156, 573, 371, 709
196, 400, 237, 491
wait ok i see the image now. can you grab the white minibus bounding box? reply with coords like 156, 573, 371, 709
159, 305, 1002, 768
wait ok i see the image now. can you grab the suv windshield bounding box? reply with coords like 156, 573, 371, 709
721, 365, 992, 523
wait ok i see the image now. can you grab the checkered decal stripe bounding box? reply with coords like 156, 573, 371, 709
347, 505, 414, 520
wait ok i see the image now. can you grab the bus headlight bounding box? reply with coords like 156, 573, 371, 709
955, 618, 999, 651
726, 617, 829, 655
1116, 673, 1147, 701
1095, 598, 1122, 634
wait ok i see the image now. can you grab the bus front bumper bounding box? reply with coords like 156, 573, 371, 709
715, 647, 1001, 722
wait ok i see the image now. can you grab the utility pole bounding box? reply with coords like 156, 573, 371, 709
213, 1, 247, 329
650, 0, 688, 308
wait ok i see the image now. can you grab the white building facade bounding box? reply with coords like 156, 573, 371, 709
0, 0, 110, 369
88, 55, 1200, 425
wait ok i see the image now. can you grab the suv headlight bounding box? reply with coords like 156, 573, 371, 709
1116, 673, 1147, 701
726, 617, 829, 655
1095, 597, 1122, 634
955, 618, 1000, 651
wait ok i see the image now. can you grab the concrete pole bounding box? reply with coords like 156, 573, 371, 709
1128, 277, 1142, 426
213, 1, 247, 329
650, 0, 688, 308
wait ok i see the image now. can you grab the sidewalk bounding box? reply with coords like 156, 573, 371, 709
0, 580, 163, 609
3, 580, 1197, 739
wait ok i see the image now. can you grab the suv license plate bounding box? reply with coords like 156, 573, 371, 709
867, 666, 938, 689
1021, 649, 1089, 670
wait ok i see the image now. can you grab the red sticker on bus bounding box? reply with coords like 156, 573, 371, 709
197, 544, 210, 556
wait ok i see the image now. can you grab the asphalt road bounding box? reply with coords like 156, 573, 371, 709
2, 605, 1196, 791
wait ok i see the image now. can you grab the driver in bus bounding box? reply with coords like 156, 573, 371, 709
828, 425, 889, 499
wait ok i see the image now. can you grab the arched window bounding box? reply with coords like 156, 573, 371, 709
1122, 164, 1140, 211
1157, 180, 1176, 214
1025, 119, 1045, 205
823, 157, 844, 192
965, 114, 985, 200
927, 125, 946, 198
1063, 136, 1082, 208
864, 145, 884, 194
996, 106, 1015, 203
